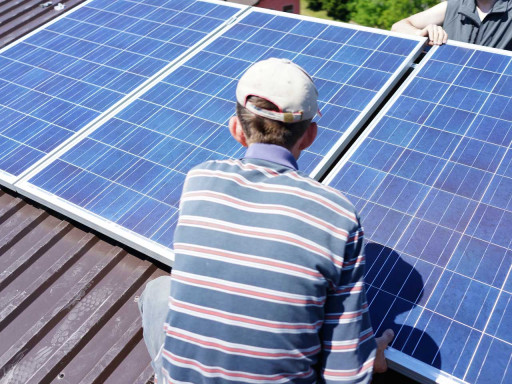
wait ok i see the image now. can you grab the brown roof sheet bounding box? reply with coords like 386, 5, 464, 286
0, 0, 86, 49
0, 187, 169, 383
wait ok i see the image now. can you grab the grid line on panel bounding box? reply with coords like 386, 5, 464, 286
223, 35, 401, 91
100, 72, 241, 161
357, 126, 510, 173
30, 151, 183, 240
466, 262, 512, 379
28, 1, 237, 77
211, 20, 409, 100
382, 47, 508, 319
420, 52, 512, 352
53, 99, 238, 184
0, 60, 123, 114
12, 28, 165, 82
45, 154, 178, 210
23, 26, 171, 73
89, 0, 232, 27
341, 190, 510, 284
341, 143, 511, 218
463, 159, 512, 381
63, 7, 220, 48
407, 75, 512, 126
162, 66, 240, 102
352, 48, 510, 233
213, 17, 416, 79
362, 225, 511, 320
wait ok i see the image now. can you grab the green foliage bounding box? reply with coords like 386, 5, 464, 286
303, 0, 441, 29
349, 0, 440, 30
322, 0, 351, 21
307, 0, 323, 12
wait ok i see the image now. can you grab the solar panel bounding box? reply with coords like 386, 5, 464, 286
0, 0, 244, 185
16, 7, 425, 264
324, 41, 512, 384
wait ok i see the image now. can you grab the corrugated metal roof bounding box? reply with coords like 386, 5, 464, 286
0, 186, 169, 383
0, 0, 86, 49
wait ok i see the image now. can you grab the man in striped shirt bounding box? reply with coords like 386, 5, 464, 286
139, 58, 393, 383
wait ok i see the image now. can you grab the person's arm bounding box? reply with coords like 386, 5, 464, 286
374, 329, 394, 373
319, 220, 393, 383
392, 2, 448, 46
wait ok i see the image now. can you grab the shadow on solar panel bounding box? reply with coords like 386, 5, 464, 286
365, 243, 442, 369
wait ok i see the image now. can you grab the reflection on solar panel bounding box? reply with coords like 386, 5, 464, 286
0, 0, 242, 183
325, 42, 512, 384
16, 7, 425, 263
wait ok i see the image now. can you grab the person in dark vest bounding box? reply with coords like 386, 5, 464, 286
392, 0, 512, 50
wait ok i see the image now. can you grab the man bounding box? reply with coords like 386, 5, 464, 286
392, 0, 512, 50
139, 58, 393, 383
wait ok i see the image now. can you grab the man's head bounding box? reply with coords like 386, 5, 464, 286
230, 58, 319, 157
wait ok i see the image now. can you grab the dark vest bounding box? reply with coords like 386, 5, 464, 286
443, 0, 512, 50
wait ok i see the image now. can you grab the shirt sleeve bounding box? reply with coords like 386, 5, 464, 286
319, 218, 377, 383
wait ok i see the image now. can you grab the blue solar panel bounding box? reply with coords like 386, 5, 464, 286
325, 42, 512, 384
0, 0, 242, 182
17, 9, 424, 262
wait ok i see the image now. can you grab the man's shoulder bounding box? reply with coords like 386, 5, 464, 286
292, 170, 358, 213
187, 158, 358, 217
186, 159, 239, 176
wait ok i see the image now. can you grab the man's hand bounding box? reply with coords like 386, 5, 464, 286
391, 2, 448, 46
418, 24, 448, 46
374, 329, 394, 373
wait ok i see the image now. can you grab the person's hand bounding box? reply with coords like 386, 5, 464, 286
418, 24, 448, 46
373, 329, 394, 373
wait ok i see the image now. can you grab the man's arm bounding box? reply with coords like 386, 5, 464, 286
319, 222, 393, 383
391, 2, 448, 46
374, 329, 394, 373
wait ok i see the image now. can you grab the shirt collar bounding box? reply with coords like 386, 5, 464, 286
244, 143, 299, 170
459, 0, 510, 19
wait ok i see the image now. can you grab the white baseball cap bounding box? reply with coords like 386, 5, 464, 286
236, 58, 319, 123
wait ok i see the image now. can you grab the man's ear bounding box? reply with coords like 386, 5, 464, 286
298, 122, 317, 151
229, 116, 248, 147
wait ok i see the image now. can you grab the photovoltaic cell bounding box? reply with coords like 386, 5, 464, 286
325, 42, 512, 384
17, 8, 424, 262
0, 0, 241, 182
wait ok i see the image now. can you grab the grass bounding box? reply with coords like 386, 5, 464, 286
299, 0, 333, 20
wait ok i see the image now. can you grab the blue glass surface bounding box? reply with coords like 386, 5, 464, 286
0, 0, 240, 177
26, 10, 422, 254
328, 44, 512, 383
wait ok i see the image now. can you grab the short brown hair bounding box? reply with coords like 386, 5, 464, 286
236, 96, 311, 150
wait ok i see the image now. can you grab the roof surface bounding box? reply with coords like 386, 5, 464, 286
0, 186, 169, 383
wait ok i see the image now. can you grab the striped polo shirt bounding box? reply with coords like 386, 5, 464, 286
162, 143, 376, 383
